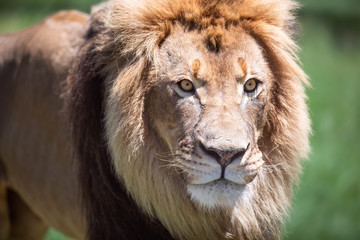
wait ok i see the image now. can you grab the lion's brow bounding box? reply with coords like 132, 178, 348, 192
192, 59, 201, 78
237, 57, 248, 77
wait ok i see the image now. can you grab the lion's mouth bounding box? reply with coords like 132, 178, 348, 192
190, 176, 256, 188
189, 164, 261, 186
176, 154, 263, 208
174, 141, 264, 207
181, 147, 264, 186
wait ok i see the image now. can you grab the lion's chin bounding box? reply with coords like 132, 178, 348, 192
187, 179, 253, 209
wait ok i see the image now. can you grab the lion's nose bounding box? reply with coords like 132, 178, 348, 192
199, 141, 249, 169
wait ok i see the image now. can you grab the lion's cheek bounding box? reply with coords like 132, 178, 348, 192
176, 97, 202, 130
244, 98, 267, 139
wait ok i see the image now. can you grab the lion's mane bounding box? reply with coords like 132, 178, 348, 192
65, 0, 310, 239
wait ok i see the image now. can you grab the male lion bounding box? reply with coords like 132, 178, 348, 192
0, 0, 310, 239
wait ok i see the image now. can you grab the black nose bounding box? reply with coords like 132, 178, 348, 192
199, 142, 248, 169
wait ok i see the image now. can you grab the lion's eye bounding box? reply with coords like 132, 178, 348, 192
244, 79, 258, 93
178, 79, 194, 92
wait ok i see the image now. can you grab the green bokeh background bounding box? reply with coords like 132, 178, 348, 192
1, 0, 359, 239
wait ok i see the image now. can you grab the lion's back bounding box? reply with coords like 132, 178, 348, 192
0, 10, 89, 117
0, 10, 89, 239
0, 10, 89, 165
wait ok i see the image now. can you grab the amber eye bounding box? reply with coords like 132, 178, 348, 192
178, 79, 194, 92
244, 79, 258, 93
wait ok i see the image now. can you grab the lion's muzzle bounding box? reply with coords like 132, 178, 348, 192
186, 104, 263, 187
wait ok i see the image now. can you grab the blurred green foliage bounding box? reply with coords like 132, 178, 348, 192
0, 0, 100, 12
285, 15, 360, 240
44, 229, 75, 240
0, 0, 359, 240
300, 0, 360, 17
0, 0, 101, 33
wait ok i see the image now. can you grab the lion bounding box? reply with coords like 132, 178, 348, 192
0, 0, 311, 239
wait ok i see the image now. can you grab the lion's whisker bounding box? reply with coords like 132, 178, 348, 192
267, 144, 280, 155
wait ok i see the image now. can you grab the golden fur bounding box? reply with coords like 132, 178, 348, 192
0, 0, 310, 239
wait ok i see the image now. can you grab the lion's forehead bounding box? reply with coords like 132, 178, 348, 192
159, 25, 268, 82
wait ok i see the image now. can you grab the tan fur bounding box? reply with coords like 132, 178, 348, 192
0, 0, 310, 240
0, 10, 89, 240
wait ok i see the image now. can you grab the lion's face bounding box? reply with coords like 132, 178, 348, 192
147, 24, 272, 208
103, 1, 310, 238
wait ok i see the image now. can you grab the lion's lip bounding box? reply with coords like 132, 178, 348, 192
212, 178, 247, 185
188, 179, 242, 188
187, 160, 262, 185
190, 172, 258, 186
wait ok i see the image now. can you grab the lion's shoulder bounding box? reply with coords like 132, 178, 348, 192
0, 10, 89, 74
47, 10, 89, 25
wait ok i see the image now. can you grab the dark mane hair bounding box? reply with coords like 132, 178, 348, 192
64, 10, 173, 240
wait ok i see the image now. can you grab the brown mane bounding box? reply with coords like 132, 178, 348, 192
64, 10, 173, 239
65, 0, 310, 239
